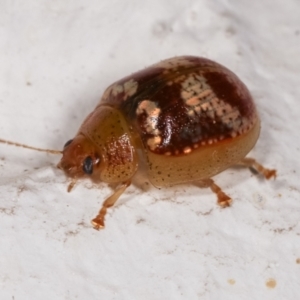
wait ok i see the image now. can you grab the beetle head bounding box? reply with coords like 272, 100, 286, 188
57, 134, 102, 180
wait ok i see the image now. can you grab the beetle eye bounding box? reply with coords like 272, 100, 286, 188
83, 156, 93, 175
63, 139, 73, 149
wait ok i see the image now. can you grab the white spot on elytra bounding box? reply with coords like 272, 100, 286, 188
136, 100, 162, 149
112, 84, 123, 96
123, 79, 138, 99
110, 79, 138, 100
181, 74, 214, 118
147, 136, 162, 150
183, 147, 192, 154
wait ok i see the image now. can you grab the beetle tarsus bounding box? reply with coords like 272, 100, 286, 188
200, 178, 232, 207
217, 192, 232, 207
264, 169, 277, 180
238, 158, 277, 180
91, 218, 105, 230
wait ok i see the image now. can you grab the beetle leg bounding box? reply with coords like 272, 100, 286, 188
200, 178, 232, 207
67, 178, 77, 192
238, 158, 277, 179
91, 180, 131, 230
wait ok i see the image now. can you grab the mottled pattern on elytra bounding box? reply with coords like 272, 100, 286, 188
99, 56, 258, 155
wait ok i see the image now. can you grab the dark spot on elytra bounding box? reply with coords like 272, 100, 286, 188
204, 70, 255, 119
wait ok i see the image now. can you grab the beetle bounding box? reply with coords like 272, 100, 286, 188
0, 56, 276, 229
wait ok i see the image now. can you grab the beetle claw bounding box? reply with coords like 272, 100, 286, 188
263, 169, 277, 180
238, 158, 277, 180
217, 193, 232, 207
91, 218, 105, 230
200, 178, 232, 207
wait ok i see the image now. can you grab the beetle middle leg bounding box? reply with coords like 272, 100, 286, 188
199, 178, 232, 207
237, 158, 277, 179
91, 180, 131, 230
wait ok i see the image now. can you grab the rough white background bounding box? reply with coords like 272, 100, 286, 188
0, 1, 299, 299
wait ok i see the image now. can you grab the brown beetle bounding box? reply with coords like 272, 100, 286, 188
0, 56, 276, 230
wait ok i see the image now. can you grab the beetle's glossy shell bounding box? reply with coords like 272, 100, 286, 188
99, 56, 258, 155
93, 56, 259, 187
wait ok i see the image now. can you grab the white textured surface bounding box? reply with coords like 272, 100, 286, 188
0, 1, 299, 299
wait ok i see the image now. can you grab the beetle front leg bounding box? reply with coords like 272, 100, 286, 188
199, 178, 232, 207
237, 158, 277, 179
91, 180, 131, 230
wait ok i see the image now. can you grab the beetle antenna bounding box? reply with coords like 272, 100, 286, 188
0, 138, 62, 155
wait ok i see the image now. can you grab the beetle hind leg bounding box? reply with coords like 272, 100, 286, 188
238, 158, 277, 179
199, 178, 232, 207
91, 180, 131, 230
